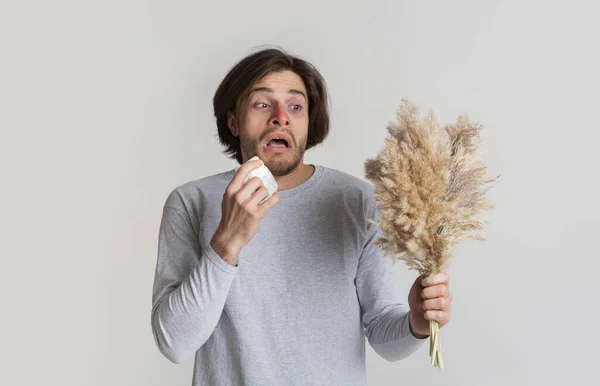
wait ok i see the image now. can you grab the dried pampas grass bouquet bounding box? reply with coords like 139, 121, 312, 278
364, 99, 497, 369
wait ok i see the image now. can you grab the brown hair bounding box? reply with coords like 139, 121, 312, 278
213, 46, 330, 164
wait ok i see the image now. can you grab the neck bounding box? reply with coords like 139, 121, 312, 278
274, 162, 315, 191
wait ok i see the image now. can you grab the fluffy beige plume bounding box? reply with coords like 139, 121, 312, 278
365, 99, 496, 277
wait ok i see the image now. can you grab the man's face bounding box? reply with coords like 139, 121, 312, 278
230, 70, 309, 177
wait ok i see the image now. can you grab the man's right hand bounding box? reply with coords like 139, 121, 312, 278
210, 158, 280, 266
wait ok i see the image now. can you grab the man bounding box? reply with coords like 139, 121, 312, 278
151, 47, 452, 385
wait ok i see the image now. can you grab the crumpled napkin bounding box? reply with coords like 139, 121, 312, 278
233, 156, 278, 203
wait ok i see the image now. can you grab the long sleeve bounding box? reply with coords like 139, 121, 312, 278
354, 202, 426, 362
150, 196, 237, 364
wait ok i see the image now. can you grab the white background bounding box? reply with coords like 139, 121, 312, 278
1, 1, 599, 385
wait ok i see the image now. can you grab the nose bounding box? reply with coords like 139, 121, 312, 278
270, 103, 290, 127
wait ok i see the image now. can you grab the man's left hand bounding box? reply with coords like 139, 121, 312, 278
408, 272, 452, 339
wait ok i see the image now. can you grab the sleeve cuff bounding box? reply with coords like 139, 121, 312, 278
405, 311, 430, 340
205, 243, 238, 275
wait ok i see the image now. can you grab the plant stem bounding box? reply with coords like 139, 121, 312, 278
429, 320, 444, 369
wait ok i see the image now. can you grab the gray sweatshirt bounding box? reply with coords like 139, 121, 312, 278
151, 165, 425, 385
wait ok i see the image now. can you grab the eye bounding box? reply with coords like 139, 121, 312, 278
291, 104, 303, 111
255, 102, 270, 109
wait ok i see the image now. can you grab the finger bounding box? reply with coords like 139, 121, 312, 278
422, 272, 449, 287
424, 310, 450, 325
423, 297, 450, 312
421, 284, 449, 300
423, 310, 442, 321
228, 159, 264, 193
247, 186, 270, 206
258, 191, 280, 214
235, 176, 264, 203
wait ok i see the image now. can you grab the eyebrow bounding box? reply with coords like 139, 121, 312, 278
249, 87, 307, 101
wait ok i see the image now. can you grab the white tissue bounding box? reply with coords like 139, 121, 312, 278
234, 156, 278, 203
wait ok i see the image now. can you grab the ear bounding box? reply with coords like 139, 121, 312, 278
227, 112, 238, 137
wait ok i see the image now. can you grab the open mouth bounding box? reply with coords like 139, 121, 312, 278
266, 138, 290, 149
